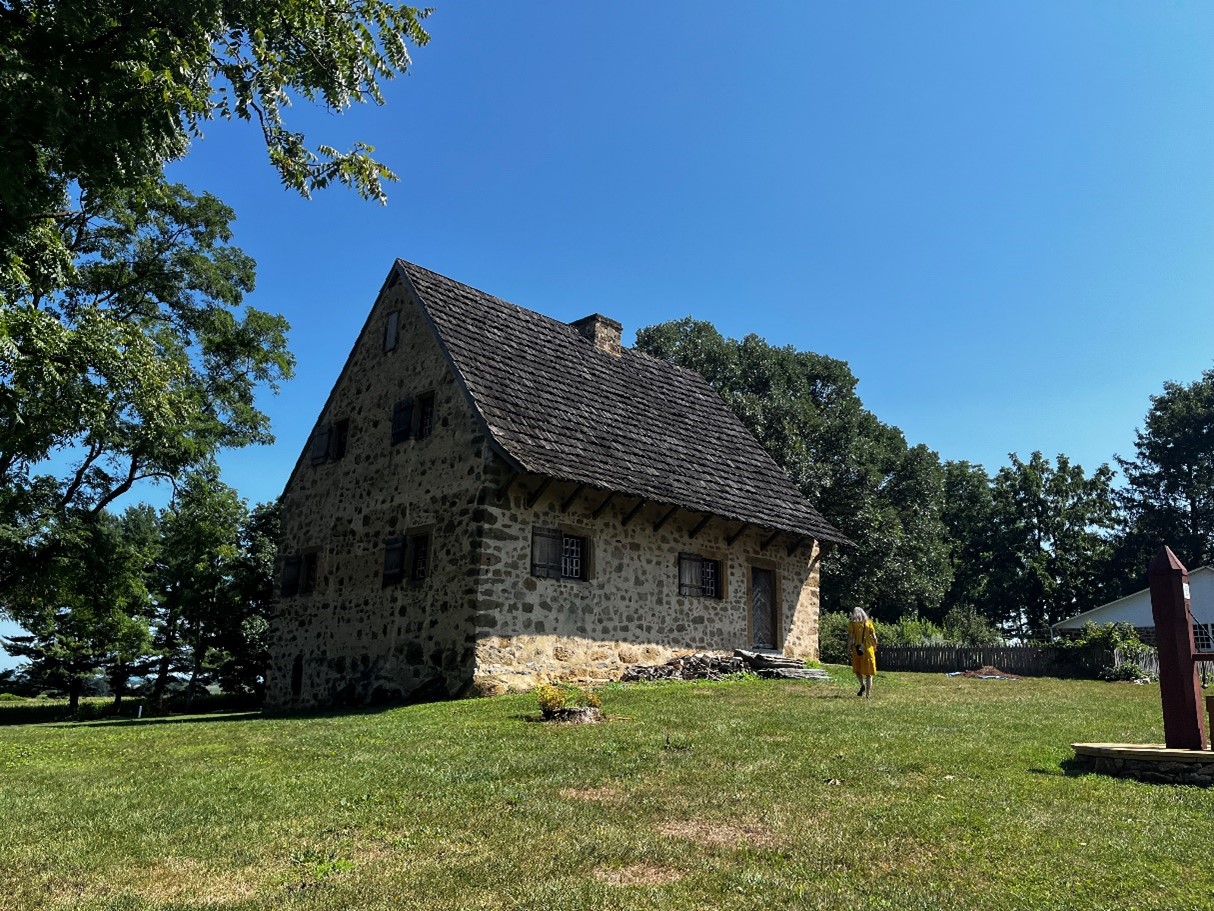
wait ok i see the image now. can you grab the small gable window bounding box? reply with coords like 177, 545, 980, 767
310, 419, 349, 465
384, 310, 400, 352
384, 533, 432, 586
532, 527, 588, 581
679, 552, 722, 599
331, 419, 350, 460
383, 537, 405, 586
416, 392, 435, 439
392, 398, 413, 444
392, 393, 436, 445
281, 556, 301, 596
282, 552, 319, 596
300, 552, 318, 595
409, 533, 430, 581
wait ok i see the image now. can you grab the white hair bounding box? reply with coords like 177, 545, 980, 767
850, 607, 869, 623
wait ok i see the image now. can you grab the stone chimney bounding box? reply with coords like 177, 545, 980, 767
569, 313, 623, 357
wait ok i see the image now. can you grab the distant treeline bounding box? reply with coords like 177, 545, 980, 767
636, 319, 1214, 640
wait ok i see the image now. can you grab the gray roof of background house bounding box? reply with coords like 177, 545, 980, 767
397, 260, 850, 546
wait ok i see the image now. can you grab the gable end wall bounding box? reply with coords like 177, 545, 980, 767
266, 285, 489, 710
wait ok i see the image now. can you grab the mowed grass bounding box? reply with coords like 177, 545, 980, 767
1, 671, 1211, 911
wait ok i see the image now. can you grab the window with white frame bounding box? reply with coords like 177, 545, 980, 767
531, 527, 588, 581
678, 552, 723, 598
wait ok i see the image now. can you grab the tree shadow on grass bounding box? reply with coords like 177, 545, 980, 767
2, 700, 426, 730
1027, 758, 1092, 778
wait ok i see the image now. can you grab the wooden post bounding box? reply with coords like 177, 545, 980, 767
1148, 546, 1208, 750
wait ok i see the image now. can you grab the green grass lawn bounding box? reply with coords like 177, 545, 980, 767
1, 670, 1210, 911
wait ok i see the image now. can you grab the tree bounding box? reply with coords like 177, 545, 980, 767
0, 181, 292, 595
986, 452, 1117, 640
939, 460, 996, 620
1112, 368, 1214, 592
211, 500, 281, 697
634, 318, 953, 620
0, 508, 152, 711
148, 469, 247, 707
0, 0, 431, 286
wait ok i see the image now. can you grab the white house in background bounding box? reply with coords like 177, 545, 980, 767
1053, 566, 1214, 648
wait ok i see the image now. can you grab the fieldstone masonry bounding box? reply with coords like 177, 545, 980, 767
471, 456, 821, 693
266, 263, 837, 711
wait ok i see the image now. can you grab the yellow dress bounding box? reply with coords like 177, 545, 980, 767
849, 619, 877, 676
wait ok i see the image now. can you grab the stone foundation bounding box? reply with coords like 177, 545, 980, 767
1072, 743, 1214, 786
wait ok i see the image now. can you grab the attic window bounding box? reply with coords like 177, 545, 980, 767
392, 398, 414, 444
383, 537, 405, 586
392, 394, 435, 444
332, 419, 349, 460
679, 553, 722, 599
310, 420, 349, 465
384, 311, 400, 352
384, 534, 431, 585
283, 553, 318, 596
281, 556, 301, 596
532, 527, 588, 581
417, 393, 437, 439
409, 533, 430, 581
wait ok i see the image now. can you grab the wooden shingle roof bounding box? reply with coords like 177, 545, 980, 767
398, 260, 850, 546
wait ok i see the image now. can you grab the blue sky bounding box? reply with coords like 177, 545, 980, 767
3, 2, 1214, 667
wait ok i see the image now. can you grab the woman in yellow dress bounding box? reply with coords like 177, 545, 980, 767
847, 607, 878, 698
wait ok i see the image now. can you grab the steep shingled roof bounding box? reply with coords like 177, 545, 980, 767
398, 260, 850, 545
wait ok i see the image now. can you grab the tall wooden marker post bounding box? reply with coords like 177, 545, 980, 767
1148, 546, 1208, 750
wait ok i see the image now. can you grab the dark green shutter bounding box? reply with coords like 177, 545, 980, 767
309, 425, 331, 465
531, 527, 562, 578
392, 399, 414, 444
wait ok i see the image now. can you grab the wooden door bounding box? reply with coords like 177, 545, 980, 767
751, 567, 777, 649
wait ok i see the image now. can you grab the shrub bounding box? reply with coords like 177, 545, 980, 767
942, 606, 1004, 646
877, 616, 946, 647
535, 683, 601, 718
818, 612, 851, 664
1059, 622, 1153, 680
1100, 662, 1148, 682
0, 693, 24, 702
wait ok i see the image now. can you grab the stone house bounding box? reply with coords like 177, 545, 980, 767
266, 260, 849, 710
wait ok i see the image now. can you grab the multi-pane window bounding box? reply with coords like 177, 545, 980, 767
1196, 623, 1214, 652
531, 527, 588, 581
384, 533, 431, 586
331, 419, 349, 460
392, 399, 413, 445
282, 556, 301, 596
282, 552, 319, 596
310, 419, 349, 465
678, 552, 722, 598
383, 537, 405, 586
416, 392, 435, 439
299, 553, 318, 594
409, 533, 430, 581
391, 393, 436, 444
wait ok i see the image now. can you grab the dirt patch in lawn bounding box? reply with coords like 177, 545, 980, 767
561, 785, 621, 803
593, 864, 683, 886
657, 819, 778, 848
961, 666, 1021, 680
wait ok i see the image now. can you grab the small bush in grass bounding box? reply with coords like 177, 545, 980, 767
1100, 662, 1148, 682
818, 612, 851, 664
0, 693, 23, 702
536, 683, 601, 719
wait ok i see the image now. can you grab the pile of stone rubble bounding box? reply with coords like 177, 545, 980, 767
620, 649, 831, 683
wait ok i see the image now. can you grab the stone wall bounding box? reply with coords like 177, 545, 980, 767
472, 460, 822, 692
266, 281, 490, 710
